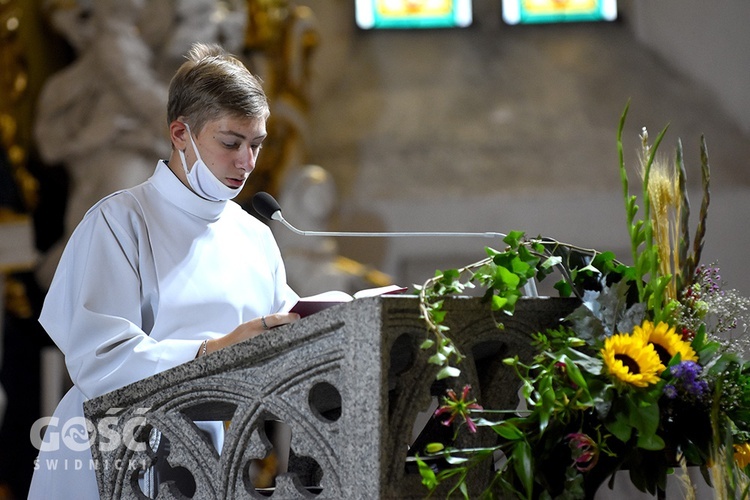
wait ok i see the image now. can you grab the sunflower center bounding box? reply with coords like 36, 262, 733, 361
652, 343, 671, 366
614, 354, 640, 374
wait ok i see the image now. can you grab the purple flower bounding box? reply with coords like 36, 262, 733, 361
663, 384, 678, 399
670, 361, 701, 380
667, 361, 710, 400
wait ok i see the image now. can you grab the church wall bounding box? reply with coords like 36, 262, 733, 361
630, 0, 750, 135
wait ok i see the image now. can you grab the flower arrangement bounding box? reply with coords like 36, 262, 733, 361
416, 103, 750, 499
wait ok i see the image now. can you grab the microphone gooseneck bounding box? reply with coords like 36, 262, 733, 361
251, 192, 507, 239
251, 192, 537, 296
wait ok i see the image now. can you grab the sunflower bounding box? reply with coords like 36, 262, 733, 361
635, 320, 698, 366
734, 442, 750, 470
601, 333, 664, 388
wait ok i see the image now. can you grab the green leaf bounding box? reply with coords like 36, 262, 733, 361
541, 255, 562, 270
420, 339, 435, 349
538, 375, 555, 433
564, 349, 603, 376
627, 397, 663, 450
637, 432, 665, 451
605, 405, 633, 443
512, 441, 534, 500
504, 230, 525, 248
436, 366, 461, 380
440, 268, 460, 281
563, 356, 588, 392
459, 481, 469, 500
592, 251, 618, 273
430, 309, 447, 324
445, 455, 470, 465
554, 280, 572, 297
491, 294, 508, 311
496, 266, 521, 289
504, 291, 520, 310
489, 421, 525, 441
416, 456, 438, 490
517, 244, 539, 268
589, 380, 613, 415
510, 255, 531, 275
428, 352, 447, 365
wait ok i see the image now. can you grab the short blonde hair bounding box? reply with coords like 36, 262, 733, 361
167, 43, 269, 132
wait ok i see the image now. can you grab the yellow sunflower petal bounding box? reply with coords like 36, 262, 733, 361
734, 443, 750, 469
638, 320, 698, 365
601, 332, 664, 388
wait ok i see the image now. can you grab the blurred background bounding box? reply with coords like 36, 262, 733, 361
1, 0, 749, 497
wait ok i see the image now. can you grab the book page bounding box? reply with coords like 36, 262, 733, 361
290, 291, 352, 317
352, 284, 408, 299
291, 285, 408, 317
297, 290, 354, 303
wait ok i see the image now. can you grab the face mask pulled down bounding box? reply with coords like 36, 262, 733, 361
178, 123, 242, 201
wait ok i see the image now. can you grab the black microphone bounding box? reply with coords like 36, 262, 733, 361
252, 191, 507, 239
252, 192, 538, 297
253, 191, 284, 222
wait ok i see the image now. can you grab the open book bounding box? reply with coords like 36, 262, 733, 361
291, 284, 408, 318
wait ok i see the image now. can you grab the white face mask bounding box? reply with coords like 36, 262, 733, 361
178, 123, 241, 201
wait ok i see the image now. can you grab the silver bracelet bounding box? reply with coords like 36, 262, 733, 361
200, 339, 208, 357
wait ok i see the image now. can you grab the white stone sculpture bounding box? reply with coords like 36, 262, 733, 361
272, 165, 372, 296
34, 0, 248, 287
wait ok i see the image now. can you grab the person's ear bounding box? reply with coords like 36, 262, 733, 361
169, 120, 189, 151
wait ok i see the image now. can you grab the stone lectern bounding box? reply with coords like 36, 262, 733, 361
84, 295, 578, 499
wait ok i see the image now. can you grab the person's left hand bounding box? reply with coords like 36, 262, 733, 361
202, 312, 300, 355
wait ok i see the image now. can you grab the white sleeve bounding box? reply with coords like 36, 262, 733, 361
267, 229, 300, 313
39, 204, 203, 400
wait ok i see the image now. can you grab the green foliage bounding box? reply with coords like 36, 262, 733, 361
417, 231, 621, 382
416, 104, 750, 499
617, 103, 670, 320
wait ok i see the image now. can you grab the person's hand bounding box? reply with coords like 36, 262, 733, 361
204, 312, 300, 355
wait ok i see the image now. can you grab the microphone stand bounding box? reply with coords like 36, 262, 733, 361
269, 210, 508, 240
254, 193, 538, 297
